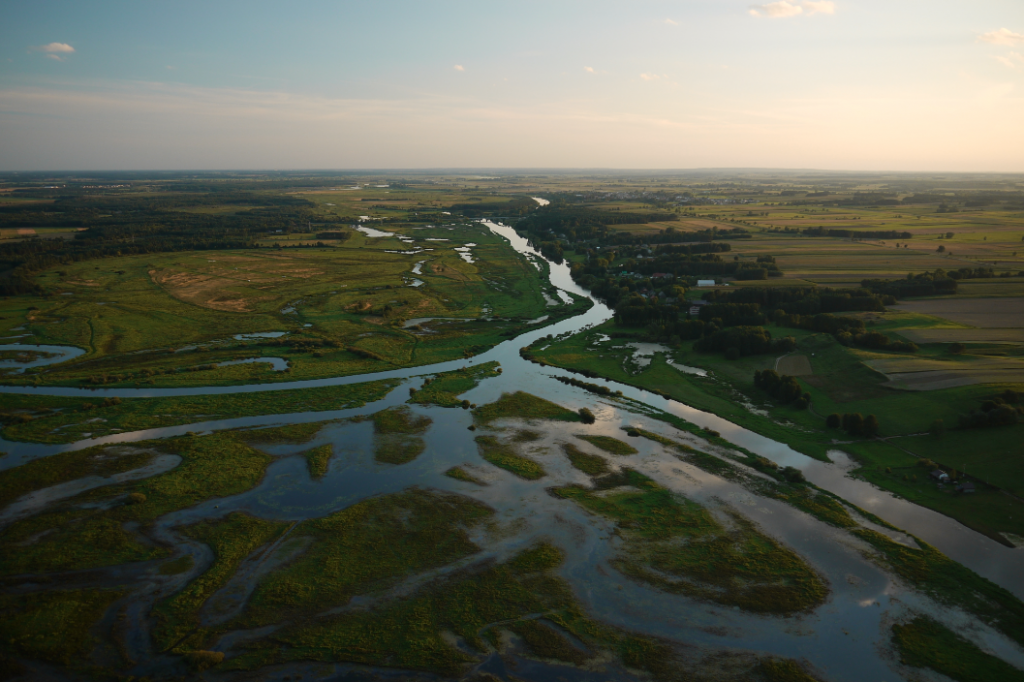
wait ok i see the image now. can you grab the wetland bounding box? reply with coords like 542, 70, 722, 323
0, 171, 1022, 682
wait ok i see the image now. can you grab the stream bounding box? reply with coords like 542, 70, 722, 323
1, 220, 1022, 680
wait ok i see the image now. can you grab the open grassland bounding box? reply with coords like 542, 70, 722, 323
554, 469, 827, 614
408, 361, 500, 408
561, 442, 610, 475
0, 377, 399, 444
0, 222, 580, 387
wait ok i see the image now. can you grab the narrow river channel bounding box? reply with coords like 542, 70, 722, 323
1, 219, 1022, 681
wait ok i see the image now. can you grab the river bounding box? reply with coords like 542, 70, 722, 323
1, 219, 1022, 680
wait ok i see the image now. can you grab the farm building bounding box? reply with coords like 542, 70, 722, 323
956, 481, 976, 494
930, 470, 951, 483
697, 279, 716, 287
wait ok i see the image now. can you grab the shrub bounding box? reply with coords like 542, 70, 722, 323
826, 413, 841, 428
578, 407, 596, 424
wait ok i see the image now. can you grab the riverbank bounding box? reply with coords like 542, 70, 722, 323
529, 319, 1024, 547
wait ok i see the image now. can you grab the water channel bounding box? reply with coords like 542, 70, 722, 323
1, 220, 1022, 680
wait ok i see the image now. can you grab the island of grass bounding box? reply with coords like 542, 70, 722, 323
473, 391, 581, 424
576, 433, 638, 455
444, 466, 487, 485
562, 443, 610, 475
553, 469, 827, 614
303, 443, 333, 478
372, 406, 432, 464
475, 435, 545, 480
892, 616, 1024, 682
0, 378, 400, 445
409, 362, 501, 408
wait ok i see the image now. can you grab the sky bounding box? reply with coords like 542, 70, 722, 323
2, 0, 1023, 172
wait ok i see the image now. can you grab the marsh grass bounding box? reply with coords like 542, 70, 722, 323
575, 434, 638, 456
758, 658, 822, 682
475, 435, 545, 480
0, 433, 273, 576
561, 443, 610, 476
303, 444, 333, 478
151, 513, 290, 651
892, 616, 1024, 682
0, 589, 123, 668
373, 406, 432, 464
2, 379, 399, 445
444, 466, 487, 485
554, 469, 827, 614
236, 489, 492, 629
473, 391, 580, 424
409, 362, 500, 408
854, 529, 1024, 647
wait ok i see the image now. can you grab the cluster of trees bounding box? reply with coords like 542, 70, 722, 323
861, 270, 958, 298
693, 326, 796, 359
802, 227, 913, 240
958, 391, 1023, 429
836, 330, 918, 353
826, 412, 880, 437
702, 286, 890, 314
448, 196, 538, 217
698, 302, 767, 327
753, 369, 811, 408
772, 312, 865, 335
0, 192, 341, 295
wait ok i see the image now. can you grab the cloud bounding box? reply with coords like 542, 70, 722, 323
994, 52, 1024, 68
979, 28, 1024, 46
639, 73, 660, 81
749, 2, 802, 18
664, 18, 678, 25
584, 66, 595, 73
802, 1, 835, 15
749, 1, 834, 18
453, 64, 464, 71
30, 42, 75, 61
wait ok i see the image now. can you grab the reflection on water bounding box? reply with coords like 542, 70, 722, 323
2, 218, 1024, 680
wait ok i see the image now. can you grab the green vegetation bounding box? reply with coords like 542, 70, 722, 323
475, 435, 546, 480
152, 513, 290, 651
533, 322, 1024, 544
372, 406, 431, 464
444, 466, 487, 485
0, 589, 124, 668
855, 529, 1024, 648
0, 378, 399, 444
0, 432, 273, 576
472, 391, 581, 424
892, 616, 1024, 682
554, 469, 827, 613
237, 490, 492, 629
576, 433, 638, 455
758, 658, 822, 682
562, 443, 610, 475
304, 443, 334, 478
409, 362, 500, 408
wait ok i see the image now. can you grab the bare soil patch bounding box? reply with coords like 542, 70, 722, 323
777, 355, 813, 376
892, 298, 1024, 329
899, 329, 1024, 344
886, 369, 1024, 391
150, 269, 272, 313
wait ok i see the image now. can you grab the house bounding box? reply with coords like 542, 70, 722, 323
956, 481, 976, 494
651, 272, 674, 281
930, 470, 950, 484
697, 279, 716, 287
